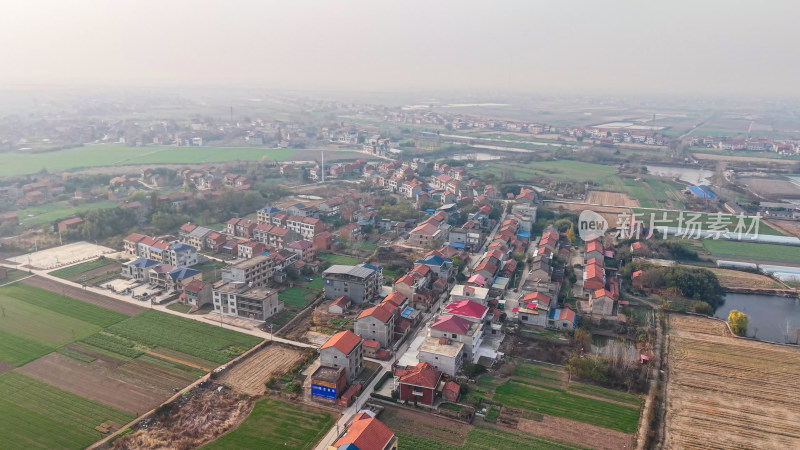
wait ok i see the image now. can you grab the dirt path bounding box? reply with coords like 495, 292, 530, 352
146, 351, 213, 372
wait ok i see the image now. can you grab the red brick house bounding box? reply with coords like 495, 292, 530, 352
396, 362, 442, 406
58, 217, 84, 232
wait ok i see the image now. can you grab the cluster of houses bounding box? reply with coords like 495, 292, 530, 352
120, 233, 201, 295
690, 135, 800, 154
178, 166, 251, 192
579, 238, 621, 318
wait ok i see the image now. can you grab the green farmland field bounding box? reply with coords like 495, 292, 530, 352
17, 200, 121, 227
0, 372, 134, 449
0, 284, 130, 365
702, 239, 800, 264
108, 310, 262, 364
49, 258, 117, 280
203, 398, 334, 450
319, 253, 361, 265
493, 380, 640, 433
472, 160, 618, 183
279, 287, 317, 308
0, 144, 299, 177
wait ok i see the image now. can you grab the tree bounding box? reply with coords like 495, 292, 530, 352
566, 225, 576, 243
462, 361, 486, 378
728, 310, 748, 336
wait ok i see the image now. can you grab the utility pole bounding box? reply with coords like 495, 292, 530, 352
321, 151, 325, 183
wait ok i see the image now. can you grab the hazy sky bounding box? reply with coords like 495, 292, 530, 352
1, 0, 798, 95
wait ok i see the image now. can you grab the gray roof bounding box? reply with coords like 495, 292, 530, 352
323, 264, 376, 279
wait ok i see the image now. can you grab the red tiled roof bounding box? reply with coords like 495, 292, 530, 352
632, 270, 643, 278
431, 314, 472, 335
446, 300, 488, 319
585, 240, 604, 253
585, 264, 604, 281
362, 339, 380, 349
184, 279, 206, 292
321, 330, 361, 354
412, 264, 430, 276
331, 296, 350, 309
594, 288, 613, 299
333, 414, 394, 450
381, 291, 407, 307
180, 223, 197, 233
357, 304, 393, 323
399, 362, 442, 389
124, 233, 148, 243
522, 292, 551, 305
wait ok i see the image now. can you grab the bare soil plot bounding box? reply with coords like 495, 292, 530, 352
217, 344, 304, 396
0, 360, 14, 375
587, 191, 641, 207
765, 219, 800, 239
112, 385, 254, 450
553, 202, 632, 228
17, 352, 163, 414
380, 403, 472, 446
699, 267, 783, 289
7, 241, 117, 270
517, 415, 634, 450
22, 275, 144, 316
740, 178, 800, 199
664, 314, 800, 449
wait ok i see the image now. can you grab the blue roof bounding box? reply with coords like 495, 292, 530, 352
425, 209, 436, 214
517, 230, 531, 239
261, 251, 271, 256
129, 258, 159, 269
415, 255, 452, 266
169, 267, 200, 279
688, 185, 716, 199
169, 243, 195, 252
259, 206, 281, 213
451, 242, 466, 249
401, 306, 415, 319
361, 263, 382, 272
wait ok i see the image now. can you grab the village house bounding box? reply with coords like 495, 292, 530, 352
182, 279, 211, 308
320, 330, 364, 384
212, 283, 283, 322
323, 264, 383, 304
417, 337, 464, 376
237, 240, 267, 259
449, 283, 489, 304
221, 254, 280, 287
396, 362, 443, 406
57, 217, 84, 232
285, 239, 316, 262
328, 296, 351, 315
330, 412, 397, 450
429, 314, 485, 362
589, 288, 615, 316
517, 291, 552, 328
354, 303, 395, 348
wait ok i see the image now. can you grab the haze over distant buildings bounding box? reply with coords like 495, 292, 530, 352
1, 0, 799, 96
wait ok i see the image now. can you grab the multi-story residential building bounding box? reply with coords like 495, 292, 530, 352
221, 254, 279, 287
164, 243, 198, 267
429, 314, 485, 362
354, 303, 395, 348
212, 282, 283, 321
182, 279, 212, 308
286, 216, 325, 240
237, 240, 267, 259
320, 330, 363, 384
449, 284, 489, 305
286, 240, 316, 262
417, 337, 464, 376
123, 233, 147, 254
252, 223, 295, 248
256, 205, 282, 225
407, 223, 443, 248
322, 264, 383, 305
121, 257, 159, 281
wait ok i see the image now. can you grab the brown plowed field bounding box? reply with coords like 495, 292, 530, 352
22, 275, 145, 316
17, 353, 163, 414
217, 344, 303, 396
664, 314, 800, 449
587, 191, 641, 207
517, 415, 633, 450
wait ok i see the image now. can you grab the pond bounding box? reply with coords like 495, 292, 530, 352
644, 164, 714, 184
714, 293, 800, 343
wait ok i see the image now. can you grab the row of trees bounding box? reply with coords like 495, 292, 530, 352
622, 261, 725, 308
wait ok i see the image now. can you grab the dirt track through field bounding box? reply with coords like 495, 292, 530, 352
22, 275, 145, 316
217, 344, 303, 396
146, 351, 212, 372
664, 315, 800, 449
